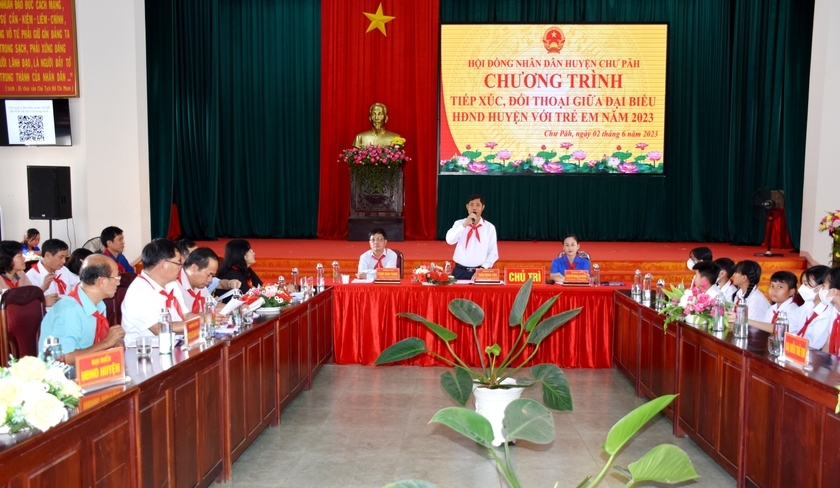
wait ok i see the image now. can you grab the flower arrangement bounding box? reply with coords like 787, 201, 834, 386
819, 209, 840, 267
439, 141, 664, 175
411, 263, 456, 285
340, 140, 410, 195
244, 284, 291, 308
658, 280, 716, 329
0, 356, 82, 434
23, 251, 40, 262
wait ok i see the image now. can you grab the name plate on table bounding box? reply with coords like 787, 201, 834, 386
504, 267, 546, 286
474, 268, 501, 283
184, 316, 202, 348
75, 348, 126, 391
784, 333, 809, 367
563, 270, 591, 286
78, 385, 126, 412
375, 268, 401, 283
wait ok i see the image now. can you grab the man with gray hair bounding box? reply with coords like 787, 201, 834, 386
39, 254, 126, 362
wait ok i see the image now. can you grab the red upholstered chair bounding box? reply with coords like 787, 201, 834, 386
392, 249, 404, 278
112, 272, 137, 326
102, 297, 117, 326
0, 285, 46, 365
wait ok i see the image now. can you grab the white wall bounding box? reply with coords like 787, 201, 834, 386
0, 0, 149, 262
801, 0, 840, 265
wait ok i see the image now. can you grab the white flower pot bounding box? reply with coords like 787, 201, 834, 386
473, 378, 523, 446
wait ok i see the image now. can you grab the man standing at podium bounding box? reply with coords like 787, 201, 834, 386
445, 194, 498, 280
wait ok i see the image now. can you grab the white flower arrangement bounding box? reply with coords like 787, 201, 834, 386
0, 356, 82, 434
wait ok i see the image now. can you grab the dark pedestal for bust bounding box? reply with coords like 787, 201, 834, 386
347, 169, 404, 241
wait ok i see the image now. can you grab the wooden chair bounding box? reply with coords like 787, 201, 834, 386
112, 272, 137, 325
0, 286, 46, 365
392, 249, 404, 278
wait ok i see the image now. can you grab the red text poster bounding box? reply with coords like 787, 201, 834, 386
0, 0, 78, 97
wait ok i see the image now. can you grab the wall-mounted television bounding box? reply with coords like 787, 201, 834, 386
0, 99, 72, 146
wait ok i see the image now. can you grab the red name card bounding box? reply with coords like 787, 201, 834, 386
504, 267, 546, 286
375, 268, 401, 282
474, 268, 500, 283
78, 385, 126, 412
184, 316, 202, 348
75, 348, 125, 390
784, 333, 809, 367
564, 270, 591, 285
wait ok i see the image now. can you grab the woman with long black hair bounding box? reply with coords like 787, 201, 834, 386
216, 239, 262, 297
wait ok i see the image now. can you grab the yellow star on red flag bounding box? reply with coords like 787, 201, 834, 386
364, 3, 395, 36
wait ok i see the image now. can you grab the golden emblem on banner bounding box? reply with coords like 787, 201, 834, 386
542, 27, 565, 54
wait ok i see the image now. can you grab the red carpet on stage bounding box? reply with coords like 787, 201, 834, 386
196, 239, 805, 288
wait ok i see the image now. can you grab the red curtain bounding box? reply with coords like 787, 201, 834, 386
318, 0, 439, 239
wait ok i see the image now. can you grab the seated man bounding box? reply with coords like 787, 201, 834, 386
121, 239, 198, 344
26, 238, 79, 307
175, 247, 219, 313
38, 255, 126, 363
357, 228, 398, 278
100, 226, 136, 274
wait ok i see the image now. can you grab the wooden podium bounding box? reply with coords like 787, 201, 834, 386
347, 168, 404, 241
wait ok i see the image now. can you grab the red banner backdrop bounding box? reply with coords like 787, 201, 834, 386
0, 0, 79, 97
318, 0, 438, 239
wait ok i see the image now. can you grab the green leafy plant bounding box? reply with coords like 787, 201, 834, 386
384, 395, 698, 488
375, 278, 582, 411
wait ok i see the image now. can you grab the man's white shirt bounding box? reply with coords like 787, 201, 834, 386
358, 249, 398, 274
445, 218, 498, 268
26, 263, 79, 297
121, 270, 187, 344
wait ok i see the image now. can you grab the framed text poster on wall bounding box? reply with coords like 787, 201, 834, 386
0, 0, 79, 97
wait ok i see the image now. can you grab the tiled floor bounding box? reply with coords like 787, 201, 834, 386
230, 365, 736, 488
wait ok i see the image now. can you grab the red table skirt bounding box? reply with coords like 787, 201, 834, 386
332, 280, 615, 368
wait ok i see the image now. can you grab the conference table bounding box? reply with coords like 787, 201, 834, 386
331, 280, 619, 368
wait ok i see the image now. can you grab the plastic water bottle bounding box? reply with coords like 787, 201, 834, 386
42, 336, 64, 363
591, 263, 600, 286
278, 275, 286, 289
654, 279, 665, 310
642, 273, 653, 302
711, 293, 727, 332
159, 308, 173, 354
631, 270, 642, 300
445, 261, 452, 275
771, 311, 789, 358
316, 264, 325, 292
332, 261, 341, 284
291, 268, 299, 291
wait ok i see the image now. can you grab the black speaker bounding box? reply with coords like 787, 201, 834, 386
27, 166, 72, 220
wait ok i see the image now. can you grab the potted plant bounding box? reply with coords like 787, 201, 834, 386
375, 278, 582, 445
384, 394, 699, 488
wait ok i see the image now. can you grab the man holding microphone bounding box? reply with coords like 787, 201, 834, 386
445, 194, 499, 280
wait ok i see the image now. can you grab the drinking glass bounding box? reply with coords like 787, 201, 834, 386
137, 337, 152, 359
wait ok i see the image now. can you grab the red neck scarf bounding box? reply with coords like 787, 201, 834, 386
798, 303, 829, 338
829, 314, 840, 356
33, 263, 67, 294
465, 223, 482, 248
565, 255, 577, 270
138, 274, 185, 319
180, 270, 205, 313
103, 249, 126, 273
1, 274, 18, 289
373, 253, 386, 269
67, 284, 110, 343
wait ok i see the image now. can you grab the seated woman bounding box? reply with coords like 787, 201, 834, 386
20, 228, 41, 256
66, 248, 94, 278
730, 260, 770, 321
216, 239, 262, 298
785, 265, 832, 349
686, 246, 713, 271
549, 234, 590, 283
0, 240, 34, 292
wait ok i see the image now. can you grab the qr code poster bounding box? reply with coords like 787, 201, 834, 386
5, 100, 57, 145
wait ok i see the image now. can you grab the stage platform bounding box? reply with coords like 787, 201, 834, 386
195, 239, 806, 289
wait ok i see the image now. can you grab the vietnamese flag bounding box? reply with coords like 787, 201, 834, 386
318, 0, 439, 239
